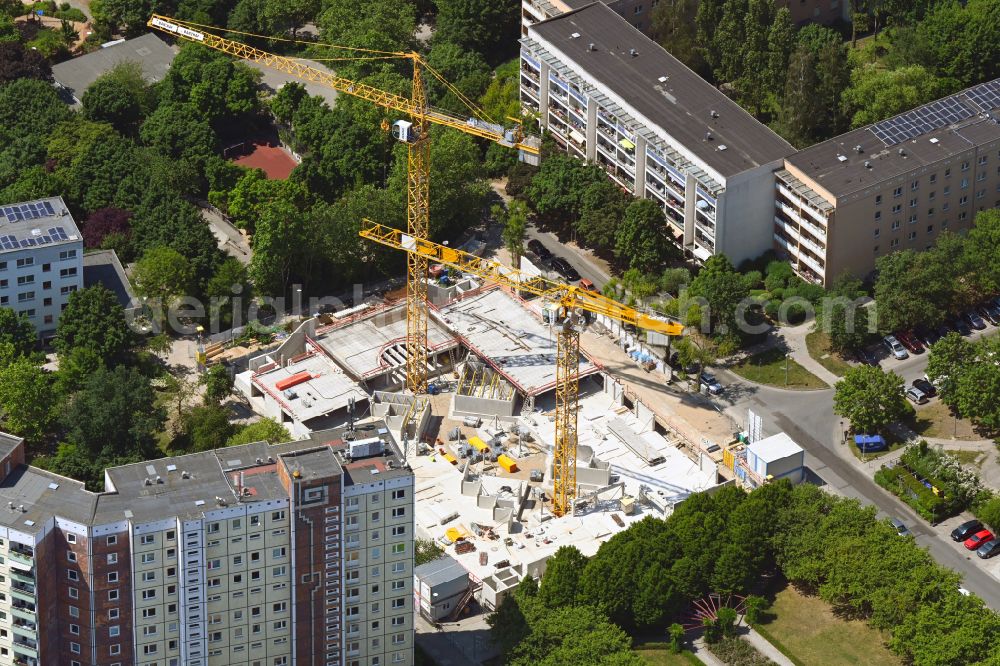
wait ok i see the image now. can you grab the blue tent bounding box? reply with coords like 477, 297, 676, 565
854, 434, 887, 453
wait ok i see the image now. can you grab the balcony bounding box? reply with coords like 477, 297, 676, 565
9, 569, 34, 586
8, 549, 33, 566
11, 606, 35, 623
12, 623, 36, 640
10, 586, 34, 604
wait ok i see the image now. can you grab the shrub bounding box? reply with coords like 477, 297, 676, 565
709, 637, 775, 666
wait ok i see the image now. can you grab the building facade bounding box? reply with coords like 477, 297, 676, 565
0, 427, 414, 666
522, 3, 793, 264
0, 197, 83, 337
777, 79, 1000, 284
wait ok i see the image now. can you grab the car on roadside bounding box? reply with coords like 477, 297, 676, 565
963, 310, 987, 330
964, 529, 995, 550
914, 325, 940, 348
896, 330, 924, 354
550, 257, 581, 281
952, 317, 972, 336
977, 304, 1000, 326
912, 378, 937, 398
890, 518, 912, 537
905, 387, 928, 405
527, 239, 552, 262
977, 539, 1000, 559
700, 372, 723, 395
952, 519, 984, 541
935, 323, 952, 340
578, 278, 597, 292
854, 348, 878, 366
883, 335, 909, 360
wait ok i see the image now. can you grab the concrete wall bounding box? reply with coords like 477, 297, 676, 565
718, 160, 785, 265
452, 393, 517, 419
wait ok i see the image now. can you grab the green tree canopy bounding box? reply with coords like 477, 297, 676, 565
507, 604, 644, 666
54, 285, 134, 365
833, 364, 909, 433
0, 359, 57, 442
82, 61, 153, 135
133, 246, 195, 308
926, 332, 975, 398
687, 255, 751, 342
614, 198, 674, 273
0, 41, 52, 84
0, 307, 36, 359
650, 0, 705, 76
226, 417, 291, 446
575, 180, 629, 251
181, 404, 236, 452
842, 64, 949, 129
140, 102, 218, 170
433, 0, 519, 65
538, 545, 586, 609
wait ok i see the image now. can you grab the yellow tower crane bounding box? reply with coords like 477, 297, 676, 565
357, 220, 684, 517
147, 14, 540, 394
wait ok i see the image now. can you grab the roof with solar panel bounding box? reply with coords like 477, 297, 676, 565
785, 78, 1000, 200
0, 196, 81, 254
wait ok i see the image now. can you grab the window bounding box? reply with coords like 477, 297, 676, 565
69, 587, 79, 599
961, 178, 969, 189
69, 605, 79, 618
391, 525, 406, 537
16, 275, 33, 285
391, 580, 405, 591
18, 308, 35, 318
273, 602, 287, 613
908, 214, 917, 224
908, 231, 917, 240
143, 644, 158, 655
391, 616, 405, 626
978, 171, 987, 182
273, 620, 287, 631
59, 267, 77, 278
911, 179, 919, 190
67, 569, 78, 581
208, 522, 220, 534
16, 258, 33, 268
108, 609, 119, 620
874, 211, 881, 221
208, 558, 221, 570
909, 197, 917, 208
875, 194, 882, 205
959, 211, 968, 221
928, 207, 935, 216
960, 195, 968, 206
60, 284, 77, 295
70, 642, 80, 654
927, 225, 934, 233
142, 571, 155, 582
109, 625, 120, 637
943, 202, 950, 212
17, 291, 33, 302
391, 598, 405, 609
977, 189, 986, 199
70, 623, 80, 635
142, 552, 155, 564
67, 551, 77, 563
962, 160, 970, 171
0, 262, 4, 270
233, 555, 243, 566
59, 249, 77, 260
891, 203, 901, 214
107, 572, 118, 583
893, 187, 902, 198
271, 510, 286, 521
391, 507, 405, 518
944, 185, 951, 196
929, 173, 937, 183
979, 155, 988, 165
141, 589, 156, 600
142, 608, 157, 618
272, 547, 286, 559
140, 534, 154, 545
272, 566, 286, 577
110, 645, 121, 656
391, 562, 405, 574
873, 228, 880, 238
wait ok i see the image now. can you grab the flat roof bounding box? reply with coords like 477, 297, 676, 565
748, 432, 803, 463
785, 78, 1000, 199
0, 466, 96, 531
414, 553, 468, 588
0, 433, 21, 460
439, 287, 598, 396
83, 249, 137, 310
529, 2, 793, 178
0, 197, 80, 254
52, 33, 176, 106
247, 351, 368, 423
315, 304, 459, 380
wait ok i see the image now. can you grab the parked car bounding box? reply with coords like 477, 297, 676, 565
854, 348, 878, 366
914, 325, 940, 348
890, 518, 912, 537
963, 310, 986, 330
550, 257, 580, 281
952, 519, 984, 542
964, 529, 995, 550
952, 317, 972, 336
896, 330, 924, 354
700, 372, 723, 395
883, 335, 909, 360
977, 304, 1000, 326
912, 378, 937, 398
935, 323, 951, 340
977, 539, 1000, 559
905, 387, 928, 405
578, 278, 597, 292
527, 239, 552, 261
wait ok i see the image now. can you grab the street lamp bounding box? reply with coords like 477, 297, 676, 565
840, 419, 845, 444
784, 353, 790, 386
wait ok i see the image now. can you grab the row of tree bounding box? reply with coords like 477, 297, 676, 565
926, 332, 1000, 433
489, 482, 1000, 666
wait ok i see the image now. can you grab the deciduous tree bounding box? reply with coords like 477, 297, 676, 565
0, 359, 57, 442
833, 364, 908, 433
687, 255, 750, 342
226, 418, 291, 446
0, 41, 52, 83
133, 246, 195, 308
0, 308, 36, 359
538, 545, 586, 608
434, 0, 519, 65
55, 285, 134, 365
615, 199, 673, 273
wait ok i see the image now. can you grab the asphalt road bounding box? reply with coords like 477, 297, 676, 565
524, 225, 610, 290
874, 324, 999, 384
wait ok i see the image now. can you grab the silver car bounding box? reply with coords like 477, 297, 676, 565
884, 335, 909, 360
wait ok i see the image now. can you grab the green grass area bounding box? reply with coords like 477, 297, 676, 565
945, 449, 985, 467
755, 585, 902, 666
846, 430, 906, 461
634, 643, 703, 665
910, 400, 981, 440
804, 329, 853, 377
730, 347, 827, 390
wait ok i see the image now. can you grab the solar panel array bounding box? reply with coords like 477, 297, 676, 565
0, 198, 71, 251
965, 80, 1000, 113
2, 201, 56, 223
869, 96, 975, 146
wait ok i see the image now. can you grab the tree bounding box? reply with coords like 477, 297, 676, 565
744, 595, 767, 625
833, 364, 909, 434
687, 255, 750, 342
180, 404, 235, 452
425, 41, 492, 115
498, 200, 528, 268
249, 198, 310, 296
159, 44, 261, 122
716, 606, 738, 638
81, 207, 133, 252
62, 365, 163, 460
262, 0, 319, 37
776, 46, 823, 147
735, 0, 775, 113
976, 496, 1000, 533
667, 623, 685, 653
525, 153, 603, 230
55, 285, 134, 365
575, 180, 629, 251
507, 604, 644, 666
201, 364, 233, 404
487, 576, 539, 660
0, 307, 37, 359
434, 0, 519, 65
695, 0, 725, 75
206, 257, 253, 330
873, 249, 952, 333
81, 61, 153, 135
765, 8, 796, 101
140, 102, 217, 170
226, 418, 292, 446
964, 210, 1000, 295
0, 78, 71, 145
0, 359, 57, 442
826, 301, 871, 354
479, 59, 521, 128
54, 346, 102, 396
949, 337, 1000, 431
843, 65, 948, 128
0, 41, 52, 83
538, 545, 586, 609
133, 246, 195, 311
713, 0, 749, 84
651, 0, 705, 75
614, 199, 674, 273
926, 333, 974, 399
90, 0, 155, 37
316, 0, 415, 60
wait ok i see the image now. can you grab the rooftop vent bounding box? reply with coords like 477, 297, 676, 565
216, 496, 227, 506
710, 110, 719, 119
143, 478, 152, 486
898, 148, 906, 157
267, 456, 275, 463
930, 137, 940, 144
704, 131, 713, 141
837, 155, 847, 162
7, 502, 13, 511
864, 161, 872, 169
570, 32, 580, 39
18, 505, 25, 513
629, 48, 638, 57
155, 475, 163, 484
255, 457, 263, 464
718, 145, 728, 151
587, 43, 595, 51
658, 75, 668, 82
855, 144, 863, 153
181, 470, 190, 479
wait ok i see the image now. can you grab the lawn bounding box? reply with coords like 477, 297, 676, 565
730, 347, 827, 390
945, 449, 985, 467
634, 643, 703, 665
804, 329, 853, 377
910, 400, 980, 440
754, 584, 902, 666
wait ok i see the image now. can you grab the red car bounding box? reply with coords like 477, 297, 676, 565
896, 330, 925, 354
965, 529, 995, 550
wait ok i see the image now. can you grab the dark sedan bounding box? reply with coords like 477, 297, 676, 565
527, 239, 552, 261
977, 539, 1000, 559
951, 519, 984, 542
952, 317, 972, 336
912, 378, 937, 398
550, 257, 581, 281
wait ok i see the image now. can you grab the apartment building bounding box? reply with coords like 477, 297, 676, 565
522, 2, 793, 264
520, 0, 848, 38
0, 197, 83, 337
776, 78, 1000, 284
0, 426, 414, 666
